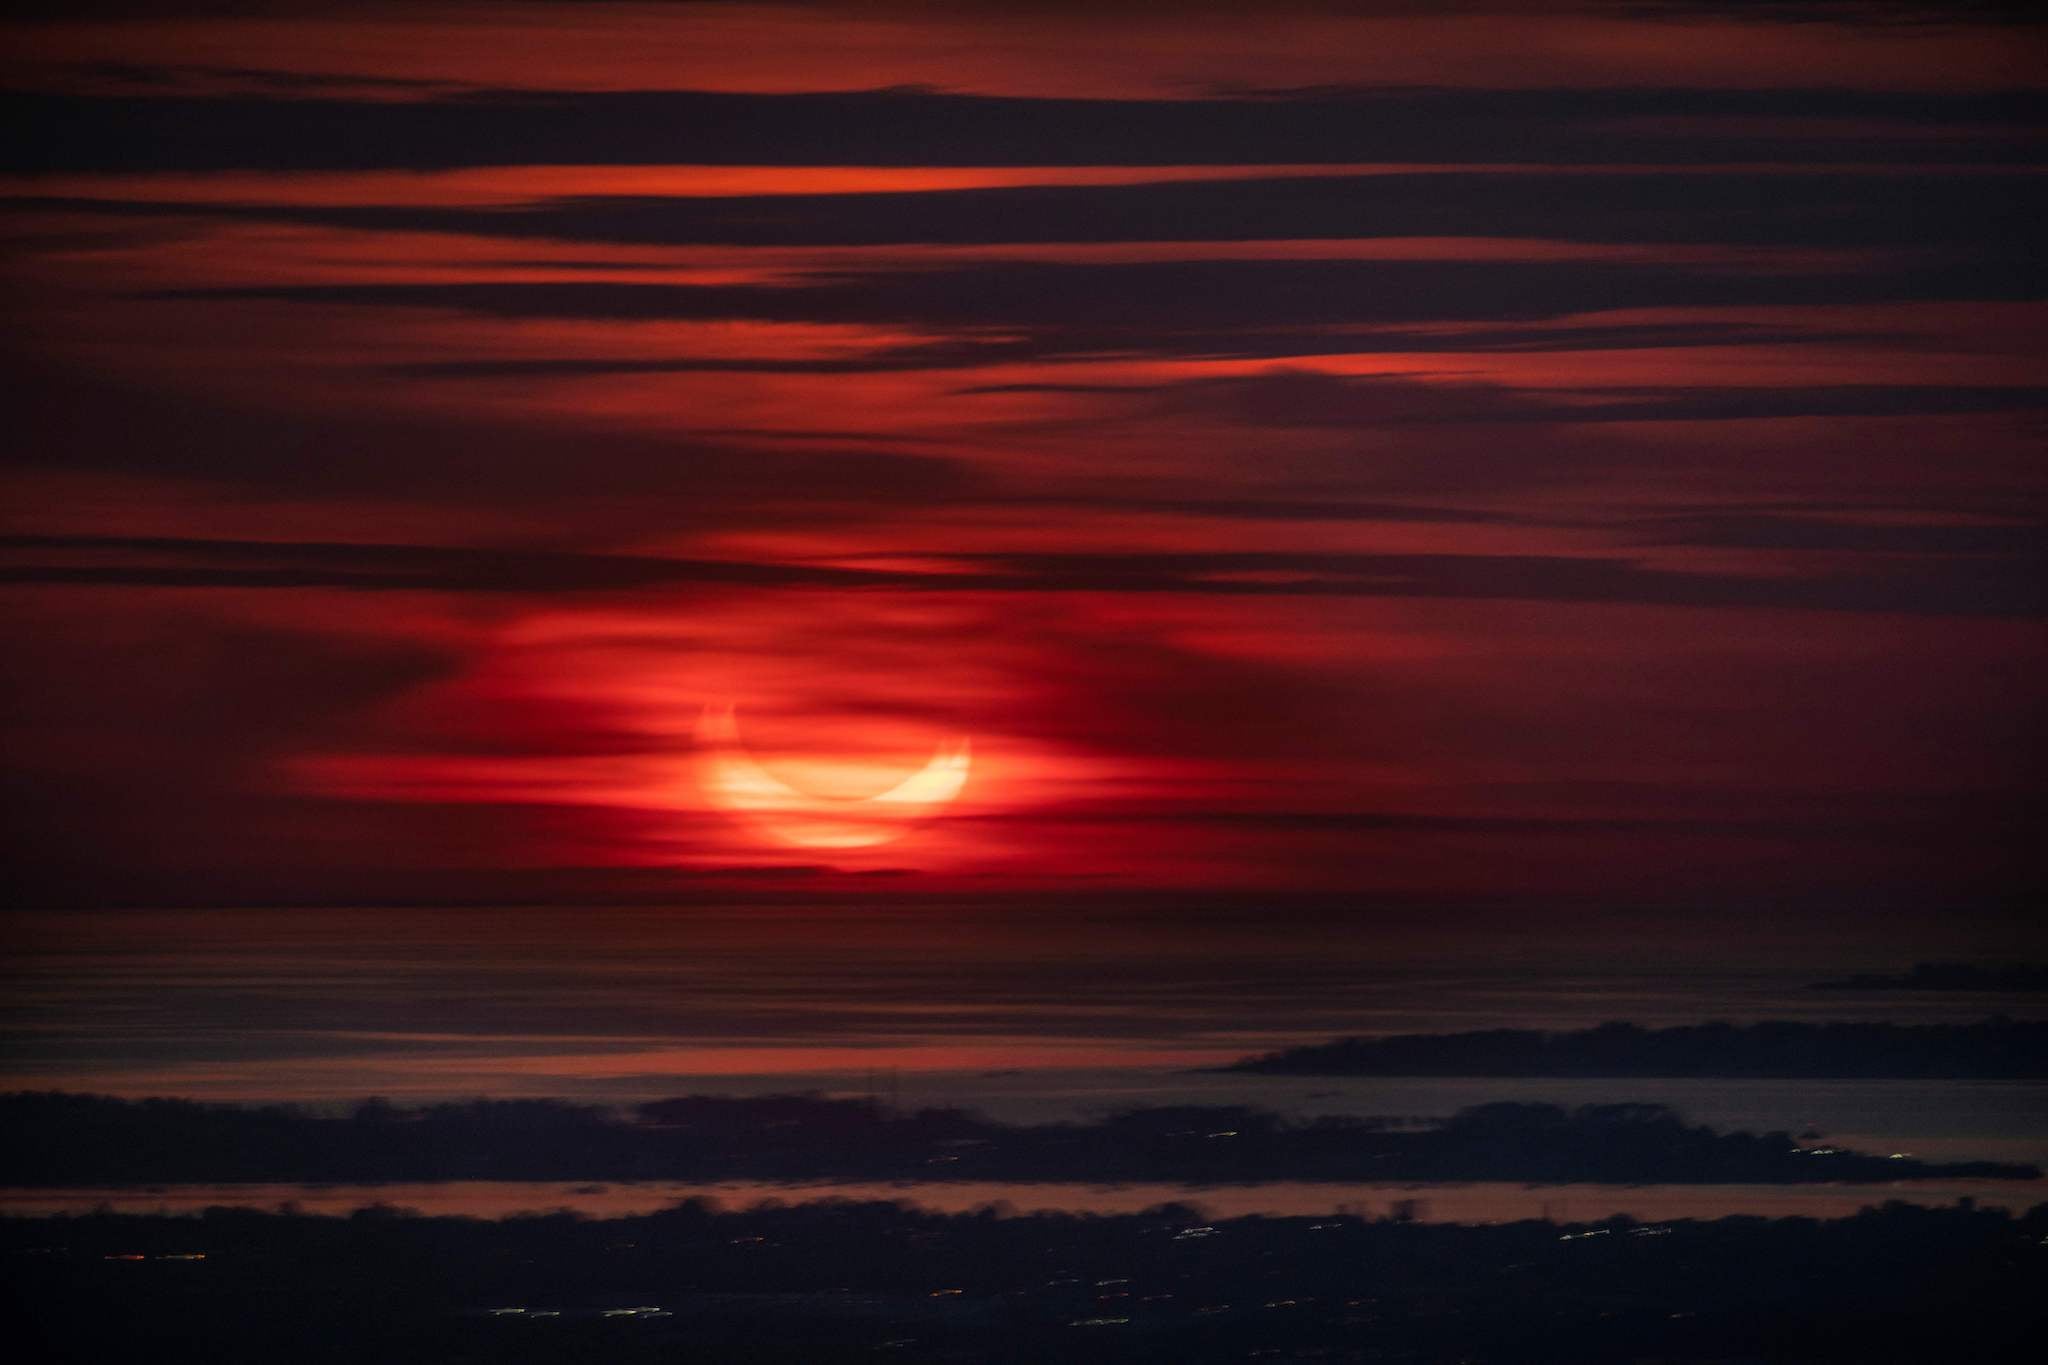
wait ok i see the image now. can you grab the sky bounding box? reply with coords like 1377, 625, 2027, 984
2, 0, 2042, 925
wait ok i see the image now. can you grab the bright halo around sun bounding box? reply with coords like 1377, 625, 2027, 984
695, 702, 972, 849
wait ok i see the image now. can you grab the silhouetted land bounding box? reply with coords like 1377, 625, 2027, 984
1219, 1017, 2048, 1078
2, 1092, 2037, 1187
1812, 962, 2048, 993
5, 1199, 2042, 1363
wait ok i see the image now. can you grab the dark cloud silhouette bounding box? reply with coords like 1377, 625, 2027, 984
7, 356, 983, 507
7, 533, 2038, 617
1612, 0, 2047, 25
0, 604, 456, 904
1013, 495, 1524, 524
999, 802, 2020, 842
21, 166, 2047, 247
1509, 386, 2048, 422
950, 549, 2043, 616
1633, 511, 2045, 553
6, 85, 2042, 173
378, 320, 1863, 378
142, 256, 2043, 351
371, 321, 1859, 382
1046, 371, 2048, 426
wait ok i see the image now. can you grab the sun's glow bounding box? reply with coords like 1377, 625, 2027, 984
695, 703, 971, 849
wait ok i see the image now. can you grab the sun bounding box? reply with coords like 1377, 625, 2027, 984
695, 703, 971, 849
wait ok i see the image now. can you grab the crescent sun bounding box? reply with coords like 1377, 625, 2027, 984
695, 702, 971, 849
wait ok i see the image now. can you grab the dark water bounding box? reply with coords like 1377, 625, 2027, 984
3, 904, 2042, 1219
3, 1175, 2039, 1225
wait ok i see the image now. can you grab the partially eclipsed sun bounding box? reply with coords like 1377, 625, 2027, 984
695, 703, 971, 848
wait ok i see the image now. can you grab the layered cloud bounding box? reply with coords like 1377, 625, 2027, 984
3, 0, 2040, 907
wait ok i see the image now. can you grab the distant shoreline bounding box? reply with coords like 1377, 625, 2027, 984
1214, 1018, 2048, 1079
1810, 962, 2048, 993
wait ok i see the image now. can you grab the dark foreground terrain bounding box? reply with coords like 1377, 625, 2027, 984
4, 1091, 2037, 1186
1220, 1018, 2048, 1078
5, 1199, 2043, 1363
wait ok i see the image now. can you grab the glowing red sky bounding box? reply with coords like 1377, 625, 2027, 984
2, 1, 2041, 912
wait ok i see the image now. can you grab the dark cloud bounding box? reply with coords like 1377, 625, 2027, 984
1515, 386, 2048, 423
0, 534, 898, 593
1609, 0, 2047, 26
7, 533, 2038, 617
51, 61, 470, 95
7, 356, 982, 508
1015, 495, 1525, 525
1633, 511, 2045, 553
5, 85, 2043, 174
382, 319, 1863, 379
381, 352, 1023, 378
951, 548, 2043, 616
143, 256, 2044, 344
951, 372, 2048, 509
1063, 806, 1975, 840
0, 2, 358, 21
1068, 372, 2048, 426
964, 319, 1868, 363
24, 167, 2044, 249
2, 7, 2039, 916
0, 603, 456, 902
380, 321, 1875, 384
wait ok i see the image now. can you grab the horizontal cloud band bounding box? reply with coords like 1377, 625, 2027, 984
7, 85, 2044, 173
6, 535, 2038, 618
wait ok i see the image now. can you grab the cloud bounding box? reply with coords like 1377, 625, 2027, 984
7, 533, 2038, 617
1610, 0, 2046, 26
7, 356, 983, 507
1012, 495, 1525, 525
1068, 371, 2048, 426
942, 369, 2048, 501
377, 319, 1852, 381
0, 601, 458, 903
3, 11, 2039, 913
1632, 510, 2045, 553
1023, 804, 1953, 840
141, 255, 2042, 345
24, 166, 2044, 250
952, 548, 2043, 616
6, 85, 2042, 173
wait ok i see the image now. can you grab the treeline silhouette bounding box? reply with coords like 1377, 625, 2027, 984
1220, 1017, 2048, 1078
1813, 962, 2048, 993
2, 1091, 2036, 1187
6, 1199, 2042, 1363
